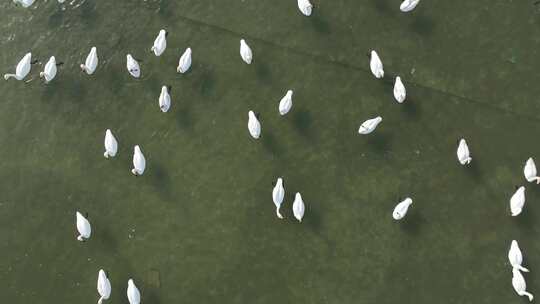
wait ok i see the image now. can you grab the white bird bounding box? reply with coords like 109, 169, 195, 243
510, 186, 526, 217
392, 197, 413, 220
177, 48, 192, 74
248, 111, 261, 139
151, 29, 167, 56
272, 178, 285, 219
400, 0, 420, 12
12, 0, 34, 8
393, 76, 406, 103
4, 52, 32, 81
97, 269, 111, 304
297, 0, 313, 16
369, 50, 384, 79
512, 267, 534, 302
292, 193, 305, 222
240, 39, 253, 64
508, 240, 530, 272
81, 47, 98, 75
131, 145, 146, 176
159, 86, 172, 113
358, 116, 382, 134
279, 90, 293, 115
104, 129, 118, 158
524, 157, 540, 184
76, 211, 91, 241
127, 279, 141, 304
126, 55, 141, 78
40, 56, 59, 83
457, 139, 472, 165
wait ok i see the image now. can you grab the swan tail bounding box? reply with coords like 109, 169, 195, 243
131, 169, 138, 175
466, 157, 472, 164
104, 151, 109, 158
98, 296, 104, 304
276, 208, 284, 219
77, 235, 83, 241
536, 177, 540, 184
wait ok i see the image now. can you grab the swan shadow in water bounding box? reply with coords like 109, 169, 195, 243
198, 65, 216, 98
401, 95, 421, 119
175, 105, 194, 131
515, 204, 535, 231
48, 7, 65, 28
409, 14, 436, 36
463, 158, 483, 181
255, 61, 271, 82
261, 132, 283, 157
148, 161, 173, 202
310, 13, 331, 34
366, 132, 393, 154
79, 0, 100, 27
371, 0, 393, 14
291, 109, 315, 141
399, 209, 424, 235
96, 224, 120, 253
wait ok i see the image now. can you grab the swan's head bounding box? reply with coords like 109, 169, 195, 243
80, 64, 86, 72
106, 129, 112, 136
77, 235, 84, 241
50, 56, 56, 62
39, 72, 44, 78
277, 178, 283, 186
3, 74, 9, 80
287, 90, 293, 97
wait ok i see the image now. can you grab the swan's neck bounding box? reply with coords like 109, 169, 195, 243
104, 151, 109, 158
517, 265, 530, 272
276, 207, 284, 219
77, 235, 84, 241
521, 291, 534, 301
4, 74, 17, 80
98, 296, 105, 304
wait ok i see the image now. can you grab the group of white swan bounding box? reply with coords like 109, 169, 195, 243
246, 89, 294, 139
507, 158, 540, 217
508, 240, 533, 301
272, 177, 306, 221
103, 130, 146, 176
96, 271, 141, 304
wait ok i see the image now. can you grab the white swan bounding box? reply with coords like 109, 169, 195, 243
400, 0, 420, 12
81, 47, 98, 75
248, 111, 261, 139
457, 139, 472, 165
151, 29, 167, 56
4, 52, 32, 81
392, 197, 413, 220
297, 0, 313, 16
104, 129, 118, 158
159, 86, 171, 113
510, 186, 526, 217
393, 76, 406, 103
508, 240, 529, 272
13, 0, 34, 8
97, 269, 111, 304
126, 55, 141, 78
524, 157, 540, 184
512, 267, 534, 302
369, 50, 384, 79
39, 56, 58, 83
272, 178, 285, 219
76, 211, 91, 241
131, 145, 146, 176
292, 193, 305, 222
127, 279, 141, 304
358, 116, 382, 134
279, 90, 293, 115
177, 48, 192, 74
240, 39, 253, 64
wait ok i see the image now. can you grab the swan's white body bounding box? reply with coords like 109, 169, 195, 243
524, 158, 540, 184
13, 0, 34, 8
510, 186, 526, 216
104, 129, 118, 158
392, 197, 413, 220
292, 193, 305, 222
400, 0, 420, 12
512, 267, 534, 301
393, 76, 406, 103
358, 116, 382, 134
97, 269, 111, 304
4, 52, 31, 81
272, 178, 285, 219
508, 240, 529, 272
76, 211, 91, 241
81, 47, 98, 75
279, 90, 293, 115
177, 48, 192, 73
457, 139, 472, 165
159, 86, 171, 113
151, 29, 167, 56
132, 145, 146, 176
127, 279, 141, 304
40, 56, 57, 83
369, 50, 384, 79
240, 39, 253, 64
297, 0, 313, 16
126, 55, 140, 78
248, 111, 261, 139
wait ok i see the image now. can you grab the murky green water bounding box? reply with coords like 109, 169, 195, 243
2, 1, 540, 303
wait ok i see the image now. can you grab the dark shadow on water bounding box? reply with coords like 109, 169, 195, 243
148, 161, 173, 201
401, 96, 420, 119
48, 8, 65, 28
97, 225, 119, 253
409, 15, 435, 36
514, 205, 535, 231
400, 210, 423, 235
256, 62, 271, 82
199, 65, 216, 98
158, 0, 173, 19
464, 159, 483, 181
79, 0, 100, 27
371, 0, 392, 14
175, 106, 193, 130
261, 132, 283, 157
292, 109, 314, 141
310, 14, 331, 34
366, 132, 393, 153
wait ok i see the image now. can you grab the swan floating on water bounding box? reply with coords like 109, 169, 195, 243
126, 55, 141, 78
131, 145, 146, 176
510, 186, 526, 216
159, 86, 172, 113
12, 0, 34, 8
81, 47, 98, 75
40, 56, 60, 83
512, 267, 534, 302
151, 29, 167, 56
104, 129, 118, 158
97, 269, 111, 304
508, 240, 529, 272
248, 111, 261, 139
393, 76, 406, 103
240, 39, 253, 64
272, 177, 285, 219
76, 211, 91, 241
127, 279, 141, 304
392, 197, 413, 220
524, 157, 540, 184
177, 48, 192, 74
400, 0, 420, 12
4, 52, 32, 81
292, 192, 305, 222
297, 0, 313, 16
457, 139, 472, 165
279, 90, 293, 115
358, 116, 382, 134
369, 50, 384, 79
